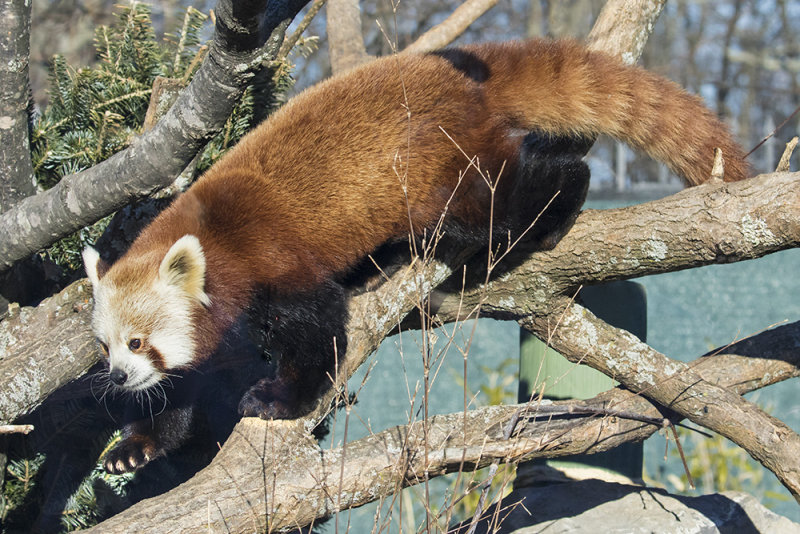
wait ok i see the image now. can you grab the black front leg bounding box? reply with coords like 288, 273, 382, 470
103, 367, 212, 474
239, 280, 348, 419
104, 404, 195, 474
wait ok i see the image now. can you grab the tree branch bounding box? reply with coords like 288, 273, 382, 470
79, 319, 800, 533
8, 0, 797, 526
586, 0, 667, 61
0, 0, 310, 273
327, 0, 369, 73
404, 0, 500, 54
426, 172, 800, 321
3, 172, 796, 425
0, 0, 35, 213
522, 298, 800, 501
3, 172, 795, 528
0, 280, 96, 424
421, 171, 800, 499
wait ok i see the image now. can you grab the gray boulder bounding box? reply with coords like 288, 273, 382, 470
455, 479, 800, 533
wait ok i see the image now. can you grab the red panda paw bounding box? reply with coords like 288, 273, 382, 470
238, 378, 300, 420
104, 435, 159, 474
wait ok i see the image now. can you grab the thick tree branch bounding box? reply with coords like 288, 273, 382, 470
0, 171, 780, 530
586, 0, 667, 61
327, 0, 369, 73
9, 0, 797, 526
0, 0, 35, 213
0, 281, 96, 424
426, 172, 800, 321
80, 319, 800, 533
4, 171, 797, 529
404, 0, 500, 54
0, 0, 309, 273
522, 299, 800, 501
2, 172, 796, 424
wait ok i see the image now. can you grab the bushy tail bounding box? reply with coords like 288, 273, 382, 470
469, 39, 749, 185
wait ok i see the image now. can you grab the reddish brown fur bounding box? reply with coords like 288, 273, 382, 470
116, 39, 749, 363
466, 40, 749, 185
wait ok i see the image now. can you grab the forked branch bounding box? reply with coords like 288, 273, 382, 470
80, 319, 800, 532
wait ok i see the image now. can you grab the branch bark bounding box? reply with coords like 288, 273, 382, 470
426, 171, 800, 322
0, 280, 96, 424
0, 0, 35, 213
2, 172, 796, 426
80, 319, 800, 533
0, 0, 310, 273
6, 0, 797, 529
404, 0, 500, 54
523, 299, 800, 500
0, 170, 778, 530
586, 0, 667, 62
327, 0, 370, 73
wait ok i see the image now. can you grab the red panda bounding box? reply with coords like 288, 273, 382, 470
82, 39, 748, 473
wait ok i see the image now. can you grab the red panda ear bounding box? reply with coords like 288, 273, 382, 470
82, 247, 109, 287
159, 235, 211, 306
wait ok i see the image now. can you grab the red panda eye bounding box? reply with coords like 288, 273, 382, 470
97, 339, 108, 355
128, 338, 142, 351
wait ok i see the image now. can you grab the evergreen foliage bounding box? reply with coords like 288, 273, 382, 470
30, 2, 210, 272
32, 3, 202, 190
30, 1, 310, 272
3, 2, 313, 530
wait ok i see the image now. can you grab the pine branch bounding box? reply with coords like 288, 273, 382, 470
0, 0, 310, 273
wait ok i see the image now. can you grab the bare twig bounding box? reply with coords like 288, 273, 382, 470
404, 0, 500, 54
669, 423, 695, 490
0, 424, 33, 434
776, 136, 798, 172
279, 0, 327, 59
465, 410, 519, 534
746, 103, 800, 158
710, 147, 725, 181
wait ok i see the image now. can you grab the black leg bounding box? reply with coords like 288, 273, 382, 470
499, 133, 592, 249
104, 404, 196, 474
441, 133, 591, 253
239, 280, 348, 419
102, 367, 214, 474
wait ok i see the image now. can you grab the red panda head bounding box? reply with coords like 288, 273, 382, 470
82, 235, 211, 392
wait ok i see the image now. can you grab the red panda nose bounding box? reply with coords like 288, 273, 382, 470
109, 369, 128, 386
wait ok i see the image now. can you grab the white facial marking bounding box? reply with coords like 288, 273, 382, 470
106, 339, 160, 391
88, 237, 209, 393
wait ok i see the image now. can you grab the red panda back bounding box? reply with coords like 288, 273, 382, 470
190, 51, 520, 287
142, 39, 747, 291
85, 39, 752, 428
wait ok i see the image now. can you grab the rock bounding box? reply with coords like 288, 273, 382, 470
454, 479, 800, 533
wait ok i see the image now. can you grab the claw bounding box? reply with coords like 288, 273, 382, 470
238, 388, 295, 419
104, 436, 158, 474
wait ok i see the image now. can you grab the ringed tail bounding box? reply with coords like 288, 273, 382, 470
468, 39, 749, 185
